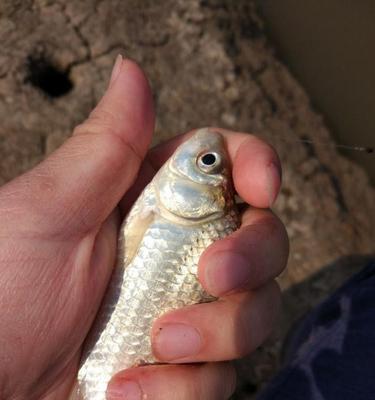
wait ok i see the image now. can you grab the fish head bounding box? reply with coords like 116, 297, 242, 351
155, 128, 235, 223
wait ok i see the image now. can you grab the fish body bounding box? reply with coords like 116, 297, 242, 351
72, 129, 239, 399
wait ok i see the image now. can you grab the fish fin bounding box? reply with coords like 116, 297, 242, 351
68, 380, 83, 400
122, 210, 155, 265
118, 183, 157, 267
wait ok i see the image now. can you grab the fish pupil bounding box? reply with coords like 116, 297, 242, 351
201, 153, 216, 166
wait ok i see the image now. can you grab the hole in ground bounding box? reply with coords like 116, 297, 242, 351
25, 54, 73, 98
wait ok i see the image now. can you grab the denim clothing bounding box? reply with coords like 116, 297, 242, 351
258, 260, 375, 400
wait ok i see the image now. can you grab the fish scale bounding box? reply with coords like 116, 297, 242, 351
71, 129, 239, 399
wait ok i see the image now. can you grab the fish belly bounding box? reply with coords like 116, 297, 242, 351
73, 211, 238, 400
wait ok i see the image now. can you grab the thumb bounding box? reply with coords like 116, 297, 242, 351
1, 56, 155, 237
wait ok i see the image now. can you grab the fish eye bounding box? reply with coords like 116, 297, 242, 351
197, 152, 222, 173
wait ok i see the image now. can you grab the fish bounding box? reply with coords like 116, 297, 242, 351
70, 128, 240, 400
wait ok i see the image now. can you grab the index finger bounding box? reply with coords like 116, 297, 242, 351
148, 127, 282, 208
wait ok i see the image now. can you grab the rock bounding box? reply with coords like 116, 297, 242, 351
0, 1, 374, 397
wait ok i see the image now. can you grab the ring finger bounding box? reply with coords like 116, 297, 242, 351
151, 281, 280, 363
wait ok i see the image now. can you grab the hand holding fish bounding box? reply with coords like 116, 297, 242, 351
0, 58, 288, 400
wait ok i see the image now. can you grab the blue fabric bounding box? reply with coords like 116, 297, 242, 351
258, 260, 375, 400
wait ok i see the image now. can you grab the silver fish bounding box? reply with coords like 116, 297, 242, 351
70, 128, 239, 400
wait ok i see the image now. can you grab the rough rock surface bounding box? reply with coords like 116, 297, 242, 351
0, 0, 374, 398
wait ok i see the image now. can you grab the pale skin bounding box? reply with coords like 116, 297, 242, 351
0, 57, 289, 400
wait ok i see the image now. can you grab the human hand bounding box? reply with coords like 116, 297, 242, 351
0, 57, 288, 400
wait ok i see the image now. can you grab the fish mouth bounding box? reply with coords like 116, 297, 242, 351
167, 160, 194, 182
158, 205, 226, 226
154, 161, 229, 225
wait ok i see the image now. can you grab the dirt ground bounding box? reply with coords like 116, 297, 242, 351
0, 1, 374, 398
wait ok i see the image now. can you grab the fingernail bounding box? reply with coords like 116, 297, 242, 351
267, 161, 281, 207
109, 54, 123, 87
153, 323, 201, 361
205, 252, 250, 296
107, 380, 142, 400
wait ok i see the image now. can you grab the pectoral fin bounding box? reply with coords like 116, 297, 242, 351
118, 184, 156, 267
121, 210, 155, 266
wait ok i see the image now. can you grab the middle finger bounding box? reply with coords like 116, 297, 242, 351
199, 207, 289, 297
